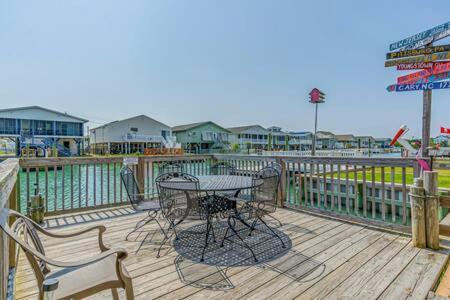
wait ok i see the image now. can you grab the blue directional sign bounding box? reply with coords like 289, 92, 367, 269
386, 81, 450, 92
389, 21, 450, 51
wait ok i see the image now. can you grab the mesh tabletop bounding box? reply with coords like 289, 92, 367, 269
158, 175, 262, 192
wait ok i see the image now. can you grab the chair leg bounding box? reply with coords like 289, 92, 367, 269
155, 218, 168, 239
228, 216, 258, 262
156, 219, 178, 258
259, 217, 286, 248
135, 231, 151, 254
210, 219, 217, 243
201, 218, 212, 262
124, 281, 135, 300
248, 218, 258, 236
220, 217, 231, 247
112, 288, 119, 300
131, 212, 169, 254
126, 210, 160, 241
125, 215, 151, 240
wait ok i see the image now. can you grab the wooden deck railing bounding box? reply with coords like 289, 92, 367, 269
0, 158, 20, 300
17, 154, 426, 232
215, 155, 421, 232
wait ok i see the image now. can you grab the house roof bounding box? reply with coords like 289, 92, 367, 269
335, 134, 355, 142
172, 121, 232, 133
355, 135, 376, 140
90, 115, 170, 131
0, 106, 88, 123
227, 125, 268, 134
316, 131, 335, 138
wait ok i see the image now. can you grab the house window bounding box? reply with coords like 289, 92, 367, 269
0, 118, 17, 135
56, 122, 83, 136
130, 127, 138, 132
33, 120, 54, 135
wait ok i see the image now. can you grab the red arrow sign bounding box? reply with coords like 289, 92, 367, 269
397, 61, 450, 84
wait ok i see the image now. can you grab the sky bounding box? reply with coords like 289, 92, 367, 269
0, 1, 449, 138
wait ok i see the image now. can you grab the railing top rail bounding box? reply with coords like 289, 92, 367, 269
0, 158, 19, 208
19, 154, 216, 168
140, 154, 213, 162
213, 154, 419, 167
212, 154, 277, 162
19, 154, 421, 168
278, 156, 420, 167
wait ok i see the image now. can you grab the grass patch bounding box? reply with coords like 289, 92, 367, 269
331, 167, 450, 189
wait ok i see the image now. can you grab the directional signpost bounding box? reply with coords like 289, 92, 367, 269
384, 51, 450, 67
385, 21, 450, 157
387, 81, 450, 92
387, 44, 450, 60
389, 21, 450, 51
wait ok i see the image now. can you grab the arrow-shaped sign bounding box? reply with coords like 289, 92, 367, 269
389, 21, 450, 51
387, 81, 450, 92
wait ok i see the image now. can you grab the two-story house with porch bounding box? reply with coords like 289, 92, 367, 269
228, 125, 269, 150
172, 121, 232, 153
89, 115, 176, 154
0, 106, 87, 156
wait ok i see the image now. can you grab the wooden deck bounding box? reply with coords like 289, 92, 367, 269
14, 207, 449, 300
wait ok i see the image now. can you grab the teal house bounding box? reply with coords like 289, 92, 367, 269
172, 121, 232, 153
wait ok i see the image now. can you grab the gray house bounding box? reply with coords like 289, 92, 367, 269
316, 131, 336, 149
228, 125, 269, 150
90, 115, 175, 154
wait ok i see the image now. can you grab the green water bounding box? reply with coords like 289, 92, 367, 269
19, 161, 213, 213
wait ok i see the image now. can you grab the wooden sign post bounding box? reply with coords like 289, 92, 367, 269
386, 22, 450, 160
421, 43, 433, 158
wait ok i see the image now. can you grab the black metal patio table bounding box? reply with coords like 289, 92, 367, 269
158, 175, 260, 193
158, 175, 263, 261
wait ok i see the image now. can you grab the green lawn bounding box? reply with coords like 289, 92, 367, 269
333, 167, 450, 189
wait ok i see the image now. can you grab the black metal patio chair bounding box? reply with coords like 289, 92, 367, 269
156, 172, 232, 261
159, 161, 183, 174
120, 166, 167, 254
210, 161, 237, 176
221, 166, 285, 261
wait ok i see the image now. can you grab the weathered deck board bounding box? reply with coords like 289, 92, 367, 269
14, 208, 447, 300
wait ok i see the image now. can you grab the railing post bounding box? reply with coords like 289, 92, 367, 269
277, 158, 286, 207
410, 178, 426, 248
8, 180, 19, 269
136, 157, 146, 193
423, 171, 440, 250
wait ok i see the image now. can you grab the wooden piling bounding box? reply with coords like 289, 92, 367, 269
410, 178, 426, 248
424, 171, 440, 250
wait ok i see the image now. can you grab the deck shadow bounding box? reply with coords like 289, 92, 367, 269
175, 255, 234, 290
173, 220, 292, 267
263, 249, 325, 282
43, 207, 135, 228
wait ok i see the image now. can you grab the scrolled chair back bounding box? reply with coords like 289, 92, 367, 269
210, 162, 237, 176
250, 167, 280, 216
120, 166, 145, 210
156, 172, 204, 221
268, 162, 282, 176
159, 162, 183, 175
